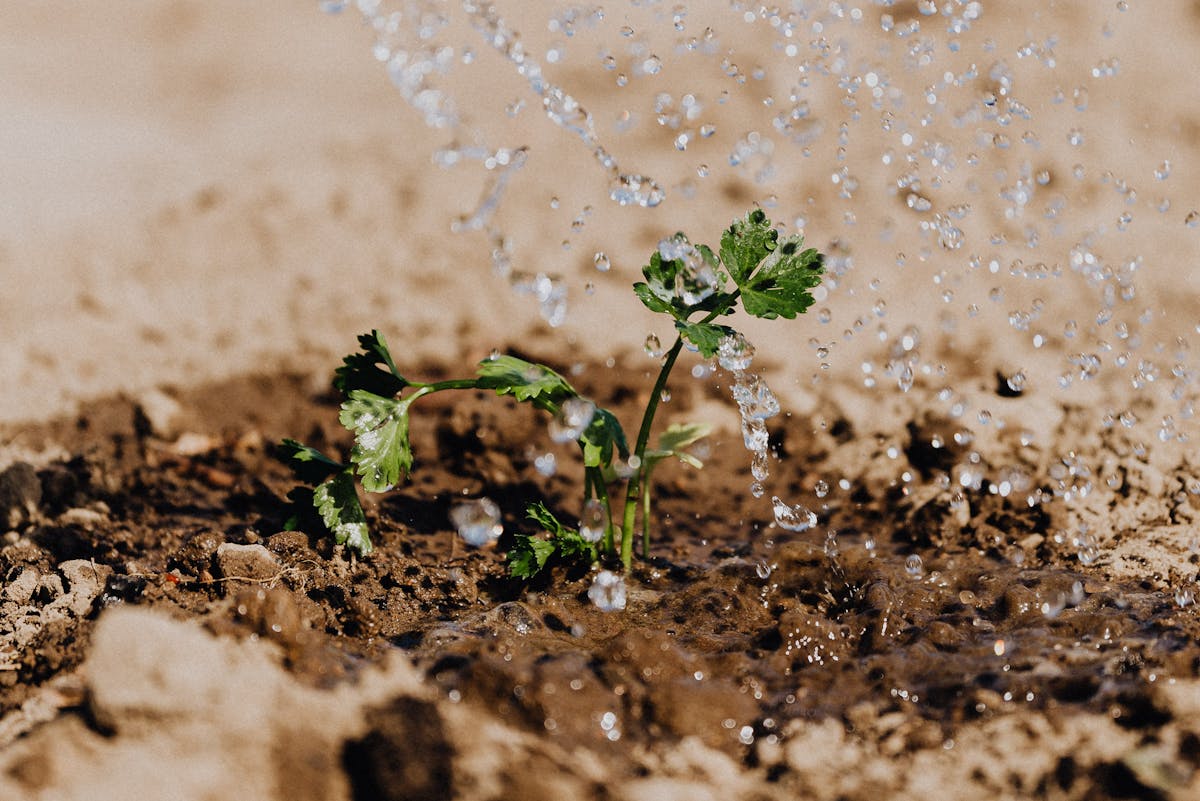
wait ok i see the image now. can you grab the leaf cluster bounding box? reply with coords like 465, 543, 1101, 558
507, 503, 598, 579
280, 333, 626, 558
633, 208, 824, 357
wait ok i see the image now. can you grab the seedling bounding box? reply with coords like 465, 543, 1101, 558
280, 208, 824, 576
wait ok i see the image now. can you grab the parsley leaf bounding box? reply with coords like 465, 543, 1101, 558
737, 234, 824, 320
313, 470, 373, 555
633, 247, 736, 321
645, 422, 712, 470
476, 355, 575, 410
581, 408, 629, 468
511, 502, 598, 579
719, 208, 778, 285
507, 533, 556, 579
526, 501, 571, 537
674, 320, 735, 358
333, 330, 408, 397
278, 438, 346, 484
339, 390, 416, 493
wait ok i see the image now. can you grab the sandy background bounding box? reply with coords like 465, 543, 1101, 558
4, 0, 1199, 446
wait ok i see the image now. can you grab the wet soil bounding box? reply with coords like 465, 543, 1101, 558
3, 357, 1200, 800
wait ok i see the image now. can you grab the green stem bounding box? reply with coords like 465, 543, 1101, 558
641, 474, 653, 558
418, 378, 483, 392
618, 297, 741, 569
621, 336, 684, 568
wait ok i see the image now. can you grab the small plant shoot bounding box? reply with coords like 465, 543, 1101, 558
280, 208, 824, 578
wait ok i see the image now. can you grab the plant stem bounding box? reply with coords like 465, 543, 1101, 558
641, 477, 652, 558
618, 296, 740, 568
621, 336, 684, 568
420, 378, 483, 392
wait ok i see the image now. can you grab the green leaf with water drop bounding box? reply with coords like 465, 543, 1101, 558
674, 320, 735, 358
634, 245, 734, 321
333, 330, 408, 397
339, 390, 415, 493
737, 235, 824, 320
313, 470, 373, 555
581, 408, 628, 468
475, 355, 575, 409
719, 208, 778, 284
507, 532, 557, 579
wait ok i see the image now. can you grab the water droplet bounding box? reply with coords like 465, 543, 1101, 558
732, 375, 780, 420
534, 452, 557, 477
644, 333, 663, 357
548, 398, 596, 443
1186, 211, 1199, 228
814, 480, 829, 498
749, 481, 765, 498
642, 55, 662, 75
1155, 160, 1171, 181
588, 570, 627, 611
904, 554, 924, 578
771, 496, 816, 532
579, 499, 607, 543
593, 251, 611, 272
718, 333, 756, 372
751, 449, 769, 481
1077, 536, 1099, 566
610, 174, 665, 207
755, 559, 772, 579
451, 498, 503, 547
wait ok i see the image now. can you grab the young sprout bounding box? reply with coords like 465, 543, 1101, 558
280, 208, 824, 577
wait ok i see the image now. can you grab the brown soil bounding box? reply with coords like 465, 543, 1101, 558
4, 356, 1200, 800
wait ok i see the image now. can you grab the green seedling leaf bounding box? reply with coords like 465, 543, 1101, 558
581, 408, 629, 468
634, 247, 736, 321
554, 529, 598, 565
278, 438, 346, 484
334, 330, 408, 397
719, 208, 778, 284
645, 422, 713, 470
339, 390, 415, 493
507, 533, 556, 579
527, 501, 572, 538
737, 235, 824, 320
674, 321, 736, 358
514, 502, 598, 580
476, 355, 576, 409
313, 470, 373, 555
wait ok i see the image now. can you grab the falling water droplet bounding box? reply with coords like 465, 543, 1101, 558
610, 174, 665, 207
771, 496, 817, 531
588, 570, 627, 611
904, 554, 924, 578
451, 498, 503, 546
594, 252, 611, 272
644, 333, 663, 357
548, 398, 596, 442
579, 499, 608, 543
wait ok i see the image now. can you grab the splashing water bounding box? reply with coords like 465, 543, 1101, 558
588, 570, 627, 611
324, 1, 1200, 580
772, 496, 817, 533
